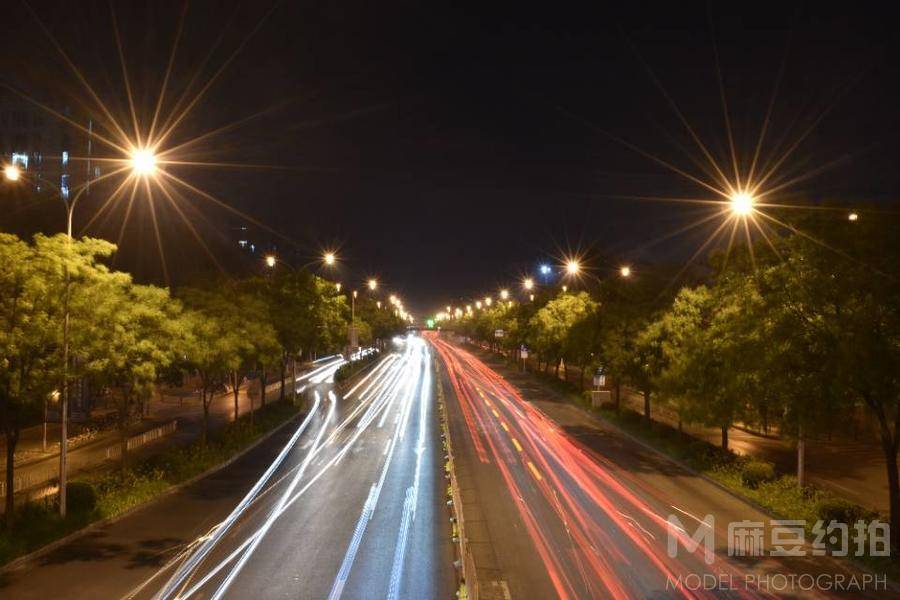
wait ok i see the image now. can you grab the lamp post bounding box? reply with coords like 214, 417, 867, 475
5, 148, 158, 517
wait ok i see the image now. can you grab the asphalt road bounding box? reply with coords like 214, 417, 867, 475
430, 334, 887, 599
0, 339, 454, 600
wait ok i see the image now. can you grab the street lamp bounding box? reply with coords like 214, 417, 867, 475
620, 266, 631, 278
368, 278, 378, 291
3, 161, 98, 517
323, 251, 336, 265
485, 296, 492, 307
475, 300, 482, 309
848, 212, 859, 222
129, 148, 157, 176
335, 282, 342, 292
265, 254, 277, 268
729, 192, 754, 216
4, 164, 21, 181
565, 259, 581, 276
523, 277, 534, 291
500, 289, 509, 300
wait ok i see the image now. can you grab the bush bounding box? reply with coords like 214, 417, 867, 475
66, 481, 98, 513
741, 460, 776, 489
815, 497, 874, 525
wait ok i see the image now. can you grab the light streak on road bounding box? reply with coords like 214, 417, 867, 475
430, 335, 770, 599
144, 336, 436, 600
209, 392, 337, 600
328, 337, 429, 600
153, 392, 324, 600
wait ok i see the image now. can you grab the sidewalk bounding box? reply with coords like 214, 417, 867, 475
475, 343, 890, 515
1, 374, 302, 505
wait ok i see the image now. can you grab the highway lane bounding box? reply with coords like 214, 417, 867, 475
430, 335, 882, 599
132, 334, 453, 600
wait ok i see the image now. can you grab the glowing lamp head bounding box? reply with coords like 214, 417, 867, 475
500, 289, 509, 300
3, 165, 21, 181
368, 278, 378, 291
620, 266, 631, 278
523, 277, 534, 291
565, 260, 581, 275
265, 254, 276, 268
848, 212, 859, 222
323, 252, 336, 265
475, 301, 482, 309
539, 264, 552, 275
730, 192, 754, 216
485, 297, 492, 306
335, 283, 342, 292
129, 148, 157, 176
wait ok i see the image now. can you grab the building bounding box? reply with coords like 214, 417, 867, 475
0, 90, 98, 202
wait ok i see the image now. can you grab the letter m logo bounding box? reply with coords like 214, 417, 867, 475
667, 514, 715, 564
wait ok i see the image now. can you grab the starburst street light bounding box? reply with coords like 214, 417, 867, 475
565, 259, 581, 276
730, 192, 754, 216
368, 278, 378, 291
265, 254, 276, 268
129, 148, 158, 176
3, 165, 21, 181
500, 289, 509, 300
523, 277, 534, 290
323, 251, 336, 265
620, 266, 632, 278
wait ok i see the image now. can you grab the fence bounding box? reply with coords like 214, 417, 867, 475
105, 420, 178, 460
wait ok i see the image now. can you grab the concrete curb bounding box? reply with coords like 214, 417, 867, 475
0, 405, 303, 575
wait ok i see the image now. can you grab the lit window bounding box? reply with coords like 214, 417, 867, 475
62, 151, 69, 166
11, 152, 28, 169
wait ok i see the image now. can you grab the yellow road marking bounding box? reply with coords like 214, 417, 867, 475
511, 438, 523, 452
527, 461, 542, 481
501, 421, 509, 432
492, 409, 500, 418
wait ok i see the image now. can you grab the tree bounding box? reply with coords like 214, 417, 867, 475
658, 278, 765, 450
530, 292, 596, 377
78, 281, 184, 465
0, 234, 60, 524
762, 210, 900, 546
180, 288, 245, 446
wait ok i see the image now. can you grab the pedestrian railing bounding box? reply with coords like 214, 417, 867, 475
0, 469, 58, 498
105, 419, 178, 460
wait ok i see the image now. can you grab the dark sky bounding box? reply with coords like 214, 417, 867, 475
3, 1, 899, 316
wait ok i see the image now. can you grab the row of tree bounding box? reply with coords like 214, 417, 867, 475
0, 232, 405, 523
445, 210, 900, 546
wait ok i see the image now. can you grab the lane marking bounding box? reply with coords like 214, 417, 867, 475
527, 461, 542, 481
500, 421, 509, 432
511, 438, 523, 452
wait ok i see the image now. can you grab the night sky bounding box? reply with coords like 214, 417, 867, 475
3, 1, 899, 316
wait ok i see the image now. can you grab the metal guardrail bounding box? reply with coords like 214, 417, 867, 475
435, 357, 479, 600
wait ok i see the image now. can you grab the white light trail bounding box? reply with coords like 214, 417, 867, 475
153, 392, 323, 600
209, 392, 336, 600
